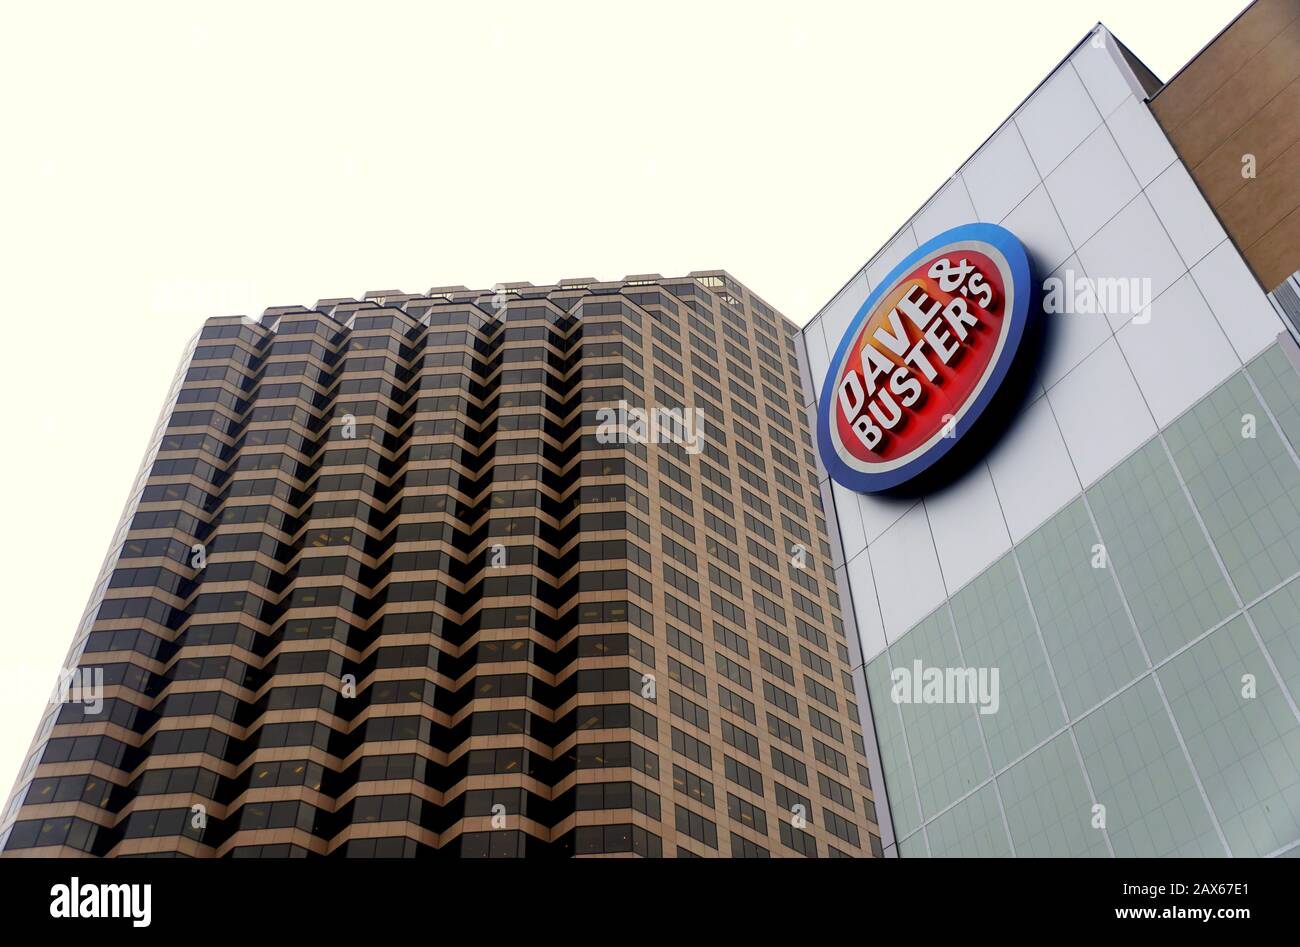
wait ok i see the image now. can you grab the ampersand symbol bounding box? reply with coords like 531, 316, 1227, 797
928, 256, 974, 293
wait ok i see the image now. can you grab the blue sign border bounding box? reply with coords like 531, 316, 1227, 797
816, 223, 1032, 494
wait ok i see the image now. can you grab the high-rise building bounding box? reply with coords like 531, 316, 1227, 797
1, 272, 882, 857
803, 0, 1300, 858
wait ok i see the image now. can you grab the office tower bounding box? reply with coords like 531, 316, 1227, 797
2, 271, 882, 857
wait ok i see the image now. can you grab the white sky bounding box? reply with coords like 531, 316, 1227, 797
0, 0, 1248, 800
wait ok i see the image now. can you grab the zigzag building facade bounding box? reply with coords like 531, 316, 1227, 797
0, 272, 883, 858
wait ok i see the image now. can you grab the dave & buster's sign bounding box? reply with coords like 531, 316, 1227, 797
816, 223, 1031, 493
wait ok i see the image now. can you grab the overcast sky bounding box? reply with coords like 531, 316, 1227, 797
0, 0, 1248, 799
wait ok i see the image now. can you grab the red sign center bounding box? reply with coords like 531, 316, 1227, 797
833, 249, 1007, 464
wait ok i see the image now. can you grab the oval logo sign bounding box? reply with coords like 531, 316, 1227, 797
817, 223, 1031, 493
